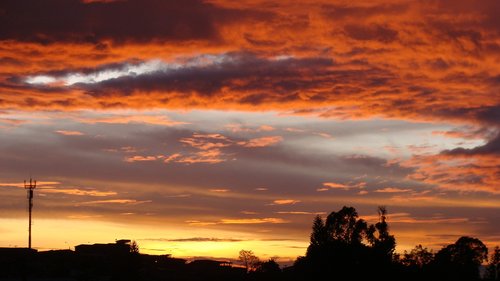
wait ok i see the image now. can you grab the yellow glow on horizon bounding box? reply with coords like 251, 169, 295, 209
1, 215, 498, 261
0, 218, 306, 260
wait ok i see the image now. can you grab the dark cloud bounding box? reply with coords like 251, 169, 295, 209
244, 33, 285, 47
473, 106, 500, 126
344, 24, 398, 42
427, 0, 500, 34
0, 56, 25, 66
427, 58, 451, 71
321, 3, 409, 20
0, 0, 268, 44
2, 52, 498, 128
427, 105, 500, 127
81, 53, 337, 97
443, 133, 500, 156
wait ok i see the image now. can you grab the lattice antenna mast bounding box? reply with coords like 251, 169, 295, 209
24, 178, 36, 249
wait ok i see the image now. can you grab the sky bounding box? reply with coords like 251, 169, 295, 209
0, 0, 499, 262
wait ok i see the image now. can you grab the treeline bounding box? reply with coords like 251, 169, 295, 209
287, 206, 500, 281
238, 206, 499, 281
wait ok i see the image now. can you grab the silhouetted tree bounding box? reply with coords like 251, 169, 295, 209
359, 206, 397, 279
130, 240, 139, 254
239, 250, 260, 272
256, 258, 281, 273
487, 246, 500, 280
309, 215, 327, 248
300, 206, 408, 280
301, 206, 373, 280
325, 206, 367, 245
402, 244, 434, 268
398, 244, 434, 280
432, 236, 488, 281
367, 206, 396, 261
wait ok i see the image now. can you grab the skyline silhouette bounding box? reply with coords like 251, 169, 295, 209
0, 206, 498, 281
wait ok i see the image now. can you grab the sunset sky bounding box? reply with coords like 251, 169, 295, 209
0, 0, 499, 262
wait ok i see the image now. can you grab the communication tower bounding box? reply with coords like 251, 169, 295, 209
24, 178, 36, 249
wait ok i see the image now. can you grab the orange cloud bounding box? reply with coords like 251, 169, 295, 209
182, 133, 284, 150
186, 217, 288, 225
162, 153, 181, 163
124, 155, 158, 162
259, 125, 275, 131
192, 133, 229, 140
403, 153, 500, 194
55, 130, 84, 136
39, 188, 116, 197
220, 218, 287, 224
79, 199, 152, 205
174, 132, 286, 164
185, 220, 218, 226
322, 182, 349, 189
180, 135, 232, 150
273, 199, 300, 205
276, 211, 326, 215
175, 149, 227, 164
209, 189, 230, 193
225, 124, 275, 133
238, 136, 283, 148
375, 187, 411, 193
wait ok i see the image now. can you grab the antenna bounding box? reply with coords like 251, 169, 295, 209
24, 178, 36, 249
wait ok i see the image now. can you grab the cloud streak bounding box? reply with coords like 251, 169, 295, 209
144, 237, 243, 243
39, 187, 116, 197
55, 130, 84, 136
78, 199, 152, 205
186, 217, 288, 226
272, 199, 301, 205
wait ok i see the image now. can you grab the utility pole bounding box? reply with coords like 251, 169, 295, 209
24, 178, 36, 249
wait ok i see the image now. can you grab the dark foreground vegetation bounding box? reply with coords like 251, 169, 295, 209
0, 206, 499, 281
